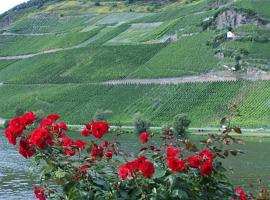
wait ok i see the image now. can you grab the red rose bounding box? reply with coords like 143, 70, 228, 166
18, 139, 36, 158
5, 127, 17, 145
76, 165, 90, 176
46, 114, 60, 121
166, 147, 180, 158
81, 128, 91, 137
200, 160, 213, 176
59, 134, 72, 147
56, 122, 68, 131
74, 139, 87, 150
200, 150, 214, 161
118, 164, 131, 180
22, 112, 37, 125
101, 141, 108, 147
139, 160, 155, 178
29, 128, 53, 150
187, 155, 202, 168
85, 123, 91, 129
34, 186, 47, 200
167, 157, 187, 173
64, 148, 76, 156
5, 117, 26, 145
133, 155, 146, 171
105, 149, 113, 159
92, 121, 109, 139
234, 187, 247, 200
91, 144, 104, 157
140, 132, 149, 144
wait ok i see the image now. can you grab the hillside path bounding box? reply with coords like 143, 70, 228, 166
102, 70, 270, 85
0, 34, 95, 60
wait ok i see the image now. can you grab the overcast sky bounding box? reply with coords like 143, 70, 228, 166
0, 0, 29, 14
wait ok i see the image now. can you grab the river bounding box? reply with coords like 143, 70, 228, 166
0, 131, 270, 200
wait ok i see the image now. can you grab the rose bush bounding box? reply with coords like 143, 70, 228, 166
4, 112, 269, 200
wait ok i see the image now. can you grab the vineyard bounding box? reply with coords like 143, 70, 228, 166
134, 32, 219, 78
0, 0, 269, 129
0, 28, 102, 56
8, 15, 96, 34
0, 43, 166, 83
0, 81, 269, 127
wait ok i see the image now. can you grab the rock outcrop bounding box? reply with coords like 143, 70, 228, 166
215, 9, 263, 29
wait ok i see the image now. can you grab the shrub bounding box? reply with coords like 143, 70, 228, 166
94, 109, 112, 121
173, 114, 191, 137
133, 112, 150, 135
15, 107, 25, 117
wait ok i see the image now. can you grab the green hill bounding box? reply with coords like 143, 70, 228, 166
0, 0, 269, 128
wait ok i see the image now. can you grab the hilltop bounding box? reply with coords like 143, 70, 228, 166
0, 0, 269, 128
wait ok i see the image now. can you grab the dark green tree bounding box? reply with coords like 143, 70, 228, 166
173, 114, 191, 137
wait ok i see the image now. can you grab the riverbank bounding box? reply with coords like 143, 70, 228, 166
67, 125, 270, 137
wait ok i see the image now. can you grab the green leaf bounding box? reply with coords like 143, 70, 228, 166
55, 169, 67, 178
172, 189, 188, 199
153, 170, 166, 179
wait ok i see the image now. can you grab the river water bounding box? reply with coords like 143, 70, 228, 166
0, 131, 270, 200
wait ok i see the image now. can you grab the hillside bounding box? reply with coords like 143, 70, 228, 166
0, 0, 269, 127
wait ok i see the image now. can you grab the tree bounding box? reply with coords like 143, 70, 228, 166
15, 107, 25, 117
133, 113, 150, 135
173, 114, 191, 137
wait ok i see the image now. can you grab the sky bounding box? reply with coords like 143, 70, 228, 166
0, 0, 29, 14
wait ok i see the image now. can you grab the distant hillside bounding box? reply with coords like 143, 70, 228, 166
0, 0, 269, 127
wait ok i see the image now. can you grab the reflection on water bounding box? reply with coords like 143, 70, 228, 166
0, 133, 36, 200
1, 130, 270, 199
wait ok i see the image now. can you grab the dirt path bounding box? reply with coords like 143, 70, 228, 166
102, 70, 270, 85
1, 32, 57, 36
0, 35, 94, 60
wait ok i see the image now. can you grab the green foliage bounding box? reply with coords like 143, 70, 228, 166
94, 109, 112, 121
0, 81, 268, 127
0, 43, 165, 83
173, 114, 191, 137
8, 15, 96, 33
15, 107, 25, 116
132, 32, 218, 78
234, 0, 270, 19
0, 28, 101, 56
133, 113, 150, 135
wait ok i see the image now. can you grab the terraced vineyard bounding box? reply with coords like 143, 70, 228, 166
0, 81, 268, 127
0, 0, 269, 128
8, 15, 97, 33
0, 28, 101, 56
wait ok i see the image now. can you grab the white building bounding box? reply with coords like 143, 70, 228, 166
227, 31, 236, 39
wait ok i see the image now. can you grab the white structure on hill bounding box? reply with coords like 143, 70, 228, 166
227, 31, 236, 39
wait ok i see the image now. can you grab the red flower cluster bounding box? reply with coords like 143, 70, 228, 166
118, 156, 155, 180
58, 133, 87, 156
140, 132, 150, 144
90, 142, 113, 159
166, 147, 214, 176
29, 128, 53, 150
91, 144, 104, 158
234, 187, 247, 200
166, 147, 180, 158
81, 121, 109, 139
75, 164, 91, 176
34, 186, 47, 200
5, 112, 36, 145
19, 139, 36, 158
